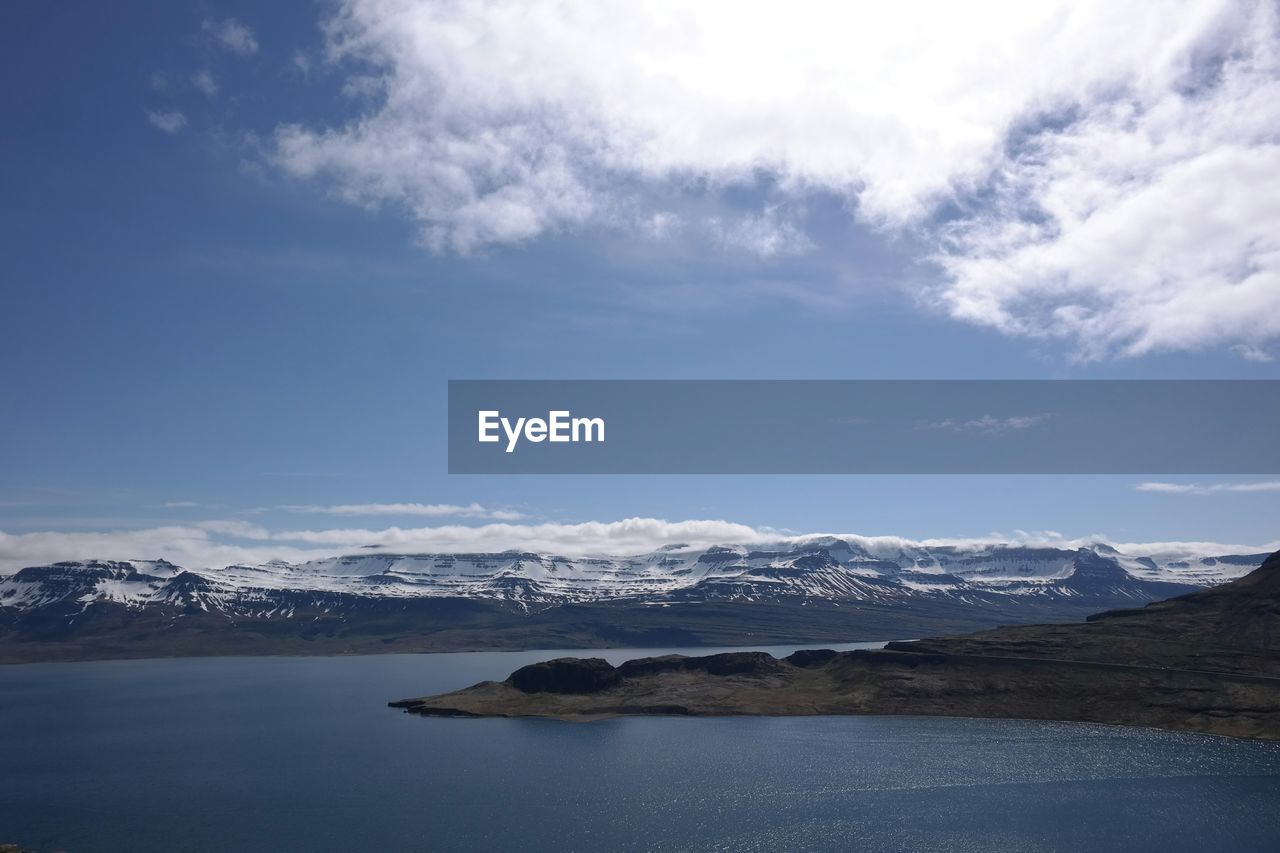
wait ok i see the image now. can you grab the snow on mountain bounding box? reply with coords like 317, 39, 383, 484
0, 541, 1268, 618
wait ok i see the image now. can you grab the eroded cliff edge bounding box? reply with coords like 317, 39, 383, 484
391, 550, 1280, 740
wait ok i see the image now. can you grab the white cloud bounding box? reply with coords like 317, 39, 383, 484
274, 0, 1280, 357
267, 517, 775, 552
927, 414, 1050, 433
292, 51, 313, 76
0, 526, 321, 574
1, 518, 1273, 574
203, 17, 258, 55
795, 531, 1278, 564
1135, 481, 1280, 495
1233, 343, 1275, 362
196, 520, 273, 540
937, 3, 1280, 359
642, 211, 681, 240
146, 110, 187, 134
276, 502, 525, 520
191, 70, 218, 97
709, 207, 813, 257
0, 517, 774, 571
340, 74, 384, 100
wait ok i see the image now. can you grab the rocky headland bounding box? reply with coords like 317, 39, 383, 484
391, 549, 1280, 740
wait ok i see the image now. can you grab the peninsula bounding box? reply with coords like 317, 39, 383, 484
391, 549, 1280, 740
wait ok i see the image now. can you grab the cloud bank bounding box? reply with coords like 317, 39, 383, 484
1136, 480, 1280, 495
277, 502, 525, 520
1, 518, 1273, 573
0, 518, 771, 572
274, 0, 1280, 359
927, 414, 1051, 434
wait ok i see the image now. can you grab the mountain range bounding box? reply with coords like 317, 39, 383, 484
0, 539, 1269, 662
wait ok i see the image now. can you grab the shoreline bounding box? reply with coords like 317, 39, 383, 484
391, 647, 1280, 741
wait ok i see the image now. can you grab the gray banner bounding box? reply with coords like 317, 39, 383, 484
448, 380, 1280, 474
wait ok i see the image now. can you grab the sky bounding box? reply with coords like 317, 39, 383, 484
2, 0, 1279, 568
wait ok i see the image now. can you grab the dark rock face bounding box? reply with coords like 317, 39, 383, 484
688, 651, 783, 676
785, 648, 839, 668
695, 547, 743, 565
615, 651, 784, 679
616, 655, 692, 678
507, 657, 621, 694
505, 651, 788, 694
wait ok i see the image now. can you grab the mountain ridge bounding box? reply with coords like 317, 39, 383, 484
0, 541, 1268, 663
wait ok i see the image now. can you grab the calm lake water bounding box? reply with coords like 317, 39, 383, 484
3, 643, 1280, 852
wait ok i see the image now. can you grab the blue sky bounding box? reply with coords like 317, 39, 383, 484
2, 1, 1279, 567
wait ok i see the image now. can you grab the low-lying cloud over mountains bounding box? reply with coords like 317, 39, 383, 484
2, 516, 1275, 575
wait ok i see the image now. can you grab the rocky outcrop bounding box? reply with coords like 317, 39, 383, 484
784, 648, 839, 668
506, 652, 789, 695
618, 651, 784, 679
509, 658, 622, 694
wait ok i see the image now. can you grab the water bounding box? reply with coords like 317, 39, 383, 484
2, 643, 1279, 852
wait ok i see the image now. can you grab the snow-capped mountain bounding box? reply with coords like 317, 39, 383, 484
1, 540, 1266, 616
1, 539, 1270, 662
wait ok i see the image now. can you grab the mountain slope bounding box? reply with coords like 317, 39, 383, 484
896, 549, 1280, 676
0, 541, 1267, 662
